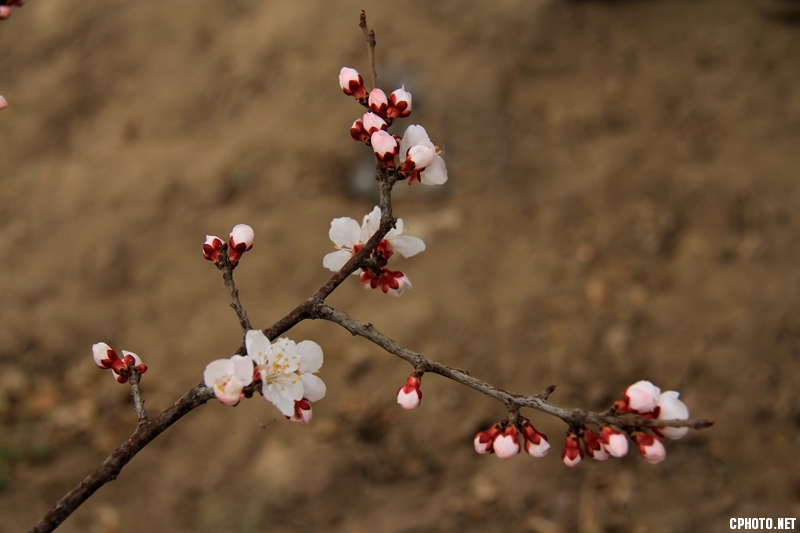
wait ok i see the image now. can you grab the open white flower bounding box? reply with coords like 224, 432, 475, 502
323, 206, 425, 272
398, 125, 447, 185
246, 330, 325, 417
203, 355, 254, 406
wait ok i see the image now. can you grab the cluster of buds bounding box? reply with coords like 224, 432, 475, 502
560, 425, 630, 467
473, 417, 550, 460
92, 342, 148, 384
340, 67, 447, 186
557, 380, 690, 467
203, 224, 254, 268
323, 206, 425, 296
0, 0, 24, 20
203, 330, 326, 423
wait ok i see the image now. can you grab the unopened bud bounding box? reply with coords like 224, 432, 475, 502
397, 374, 422, 410
228, 224, 254, 266
387, 87, 412, 121
561, 429, 583, 468
368, 88, 388, 117
370, 130, 398, 168
339, 67, 367, 102
598, 425, 629, 458
202, 235, 227, 265
632, 431, 666, 464
493, 424, 520, 459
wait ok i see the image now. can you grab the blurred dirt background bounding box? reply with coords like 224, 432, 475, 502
1, 0, 799, 531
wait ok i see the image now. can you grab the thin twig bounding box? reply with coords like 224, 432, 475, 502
127, 369, 148, 424
313, 304, 714, 431
220, 250, 252, 332
359, 10, 377, 90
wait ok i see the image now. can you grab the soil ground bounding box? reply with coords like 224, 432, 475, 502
1, 1, 799, 532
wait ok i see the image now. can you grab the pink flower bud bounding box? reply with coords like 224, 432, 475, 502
474, 423, 501, 455
288, 399, 313, 423
92, 342, 118, 369
0, 7, 10, 20
202, 235, 227, 265
387, 87, 412, 121
397, 374, 422, 410
582, 427, 610, 461
656, 391, 690, 440
370, 130, 399, 168
362, 112, 387, 135
633, 431, 666, 464
518, 418, 550, 458
598, 425, 629, 458
339, 67, 367, 102
561, 429, 583, 468
0, 95, 7, 109
624, 380, 661, 414
350, 119, 369, 144
368, 88, 388, 117
493, 425, 520, 459
228, 224, 254, 266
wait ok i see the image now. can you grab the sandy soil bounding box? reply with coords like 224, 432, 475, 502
1, 0, 799, 531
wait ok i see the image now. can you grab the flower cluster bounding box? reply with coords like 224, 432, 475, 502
339, 67, 447, 186
323, 206, 425, 296
204, 330, 326, 423
203, 224, 254, 267
92, 342, 148, 384
473, 418, 551, 460
0, 0, 24, 20
555, 380, 690, 467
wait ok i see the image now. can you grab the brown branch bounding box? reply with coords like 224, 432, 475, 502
29, 385, 214, 533
312, 304, 714, 431
128, 369, 148, 424
219, 250, 252, 333
359, 10, 377, 90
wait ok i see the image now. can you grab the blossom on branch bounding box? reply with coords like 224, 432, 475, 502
368, 88, 388, 116
202, 235, 227, 265
323, 206, 425, 296
398, 125, 448, 185
92, 342, 148, 384
598, 425, 629, 457
228, 224, 254, 266
387, 87, 412, 121
621, 379, 661, 414
246, 330, 326, 419
561, 429, 584, 468
339, 67, 367, 103
370, 130, 399, 169
203, 355, 254, 406
397, 374, 422, 410
632, 431, 666, 464
656, 391, 690, 440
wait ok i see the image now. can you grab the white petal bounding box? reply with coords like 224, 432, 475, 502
297, 340, 323, 373
400, 125, 432, 161
420, 155, 448, 185
323, 250, 353, 272
301, 373, 327, 402
389, 235, 425, 258
203, 359, 232, 389
329, 217, 360, 248
360, 206, 382, 243
264, 383, 297, 417
245, 329, 272, 365
230, 355, 254, 385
